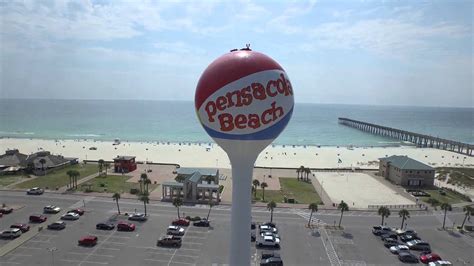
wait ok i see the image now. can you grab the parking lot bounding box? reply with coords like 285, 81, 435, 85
0, 191, 472, 265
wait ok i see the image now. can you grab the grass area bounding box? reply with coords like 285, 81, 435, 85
15, 164, 97, 189
436, 167, 474, 188
421, 188, 469, 205
0, 174, 29, 187
79, 175, 158, 194
255, 178, 322, 204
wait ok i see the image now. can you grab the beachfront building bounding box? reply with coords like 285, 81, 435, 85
162, 167, 220, 204
0, 149, 78, 175
113, 156, 137, 173
379, 155, 435, 187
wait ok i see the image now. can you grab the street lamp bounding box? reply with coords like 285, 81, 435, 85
47, 247, 57, 266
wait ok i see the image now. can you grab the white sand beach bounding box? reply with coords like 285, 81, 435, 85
1, 137, 472, 169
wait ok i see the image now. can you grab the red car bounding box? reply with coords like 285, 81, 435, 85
69, 208, 85, 216
0, 207, 13, 214
117, 221, 135, 231
10, 224, 30, 233
420, 253, 441, 264
78, 236, 98, 246
29, 214, 47, 223
172, 218, 190, 226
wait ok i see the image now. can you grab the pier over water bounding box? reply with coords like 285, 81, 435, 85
338, 117, 473, 156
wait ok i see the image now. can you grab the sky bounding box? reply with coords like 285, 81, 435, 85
0, 0, 472, 107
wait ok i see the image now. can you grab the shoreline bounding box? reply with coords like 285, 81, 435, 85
1, 137, 473, 169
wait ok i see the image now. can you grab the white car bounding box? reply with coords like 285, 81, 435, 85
428, 261, 452, 266
0, 228, 22, 239
260, 231, 281, 241
61, 212, 80, 220
256, 235, 280, 248
167, 226, 185, 236
128, 213, 147, 221
389, 245, 409, 254
44, 205, 61, 214
259, 225, 278, 234
27, 187, 44, 195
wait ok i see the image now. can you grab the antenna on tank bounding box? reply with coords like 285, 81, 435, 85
241, 44, 251, 51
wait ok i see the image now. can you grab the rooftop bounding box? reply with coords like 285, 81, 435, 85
380, 155, 434, 171
113, 156, 136, 161
176, 167, 218, 177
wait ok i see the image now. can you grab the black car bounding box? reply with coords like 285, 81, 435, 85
372, 226, 392, 236
96, 222, 115, 230
251, 222, 256, 230
47, 221, 66, 230
261, 251, 280, 260
193, 219, 210, 227
400, 234, 420, 242
260, 257, 283, 266
398, 252, 419, 263
380, 233, 397, 241
0, 207, 13, 214
262, 222, 277, 228
251, 231, 256, 242
383, 238, 399, 248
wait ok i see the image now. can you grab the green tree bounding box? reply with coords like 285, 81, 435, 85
308, 203, 318, 226
298, 165, 305, 181
98, 159, 104, 175
66, 170, 74, 189
399, 209, 410, 229
460, 205, 473, 229
172, 197, 183, 218
252, 179, 260, 198
296, 168, 301, 181
104, 162, 110, 176
144, 178, 152, 194
26, 162, 35, 174
175, 175, 186, 183
305, 168, 311, 182
113, 192, 121, 214
207, 200, 215, 220
338, 200, 349, 227
72, 170, 80, 189
139, 192, 150, 216
378, 206, 391, 225
140, 173, 148, 194
440, 203, 452, 229
39, 158, 46, 175
267, 201, 277, 223
260, 182, 268, 201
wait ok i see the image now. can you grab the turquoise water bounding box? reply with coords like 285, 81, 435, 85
0, 99, 472, 146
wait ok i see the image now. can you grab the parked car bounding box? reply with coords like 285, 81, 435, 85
167, 226, 185, 236
428, 261, 452, 266
407, 240, 431, 252
68, 208, 84, 216
0, 213, 3, 218
260, 256, 283, 266
251, 231, 256, 242
61, 212, 80, 220
157, 235, 182, 247
117, 221, 135, 231
389, 245, 409, 254
0, 207, 13, 214
172, 218, 190, 226
398, 251, 419, 263
128, 213, 147, 221
420, 253, 442, 264
27, 187, 44, 195
260, 231, 281, 241
78, 235, 98, 246
380, 232, 398, 241
395, 228, 417, 236
383, 238, 400, 248
260, 225, 278, 234
400, 234, 420, 242
262, 222, 277, 228
193, 219, 210, 227
96, 222, 115, 230
372, 225, 392, 235
43, 205, 61, 214
10, 223, 30, 233
47, 221, 66, 230
0, 228, 22, 239
29, 214, 47, 223
256, 235, 280, 248
251, 222, 256, 230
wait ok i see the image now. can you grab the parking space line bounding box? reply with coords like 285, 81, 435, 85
146, 251, 174, 256
67, 252, 114, 258
174, 254, 198, 259
183, 242, 202, 245
61, 259, 109, 265
17, 246, 42, 250
183, 236, 206, 240
29, 240, 50, 243
39, 234, 58, 237
102, 241, 125, 245
0, 261, 20, 265
98, 247, 120, 251
7, 254, 32, 257
168, 262, 196, 265
179, 248, 200, 252
108, 236, 130, 239
145, 258, 170, 263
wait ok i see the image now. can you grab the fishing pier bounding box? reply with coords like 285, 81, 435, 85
338, 117, 473, 156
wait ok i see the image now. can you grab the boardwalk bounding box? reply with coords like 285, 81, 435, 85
338, 117, 473, 156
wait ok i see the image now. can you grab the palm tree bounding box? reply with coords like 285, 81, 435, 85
98, 159, 104, 175
338, 200, 349, 227
144, 178, 152, 194
296, 168, 301, 181
399, 209, 410, 229
104, 162, 110, 176
252, 179, 260, 198
139, 192, 150, 216
66, 170, 74, 189
39, 158, 46, 175
308, 203, 318, 226
267, 201, 277, 223
305, 168, 311, 182
207, 200, 215, 220
73, 170, 80, 189
460, 205, 473, 229
140, 173, 148, 194
440, 203, 452, 229
378, 206, 391, 225
112, 193, 121, 214
298, 165, 305, 181
172, 197, 183, 218
260, 182, 268, 201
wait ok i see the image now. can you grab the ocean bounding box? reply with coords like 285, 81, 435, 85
0, 99, 472, 146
